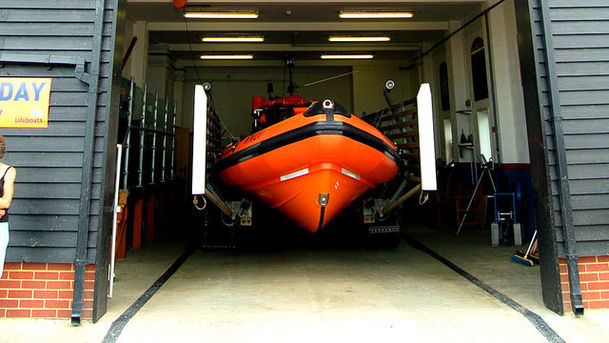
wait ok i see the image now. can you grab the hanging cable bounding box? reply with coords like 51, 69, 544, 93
207, 92, 236, 140
302, 70, 359, 87
182, 12, 236, 140
400, 0, 506, 71
182, 15, 205, 86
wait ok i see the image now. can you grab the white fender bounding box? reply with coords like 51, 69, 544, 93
417, 83, 437, 191
192, 85, 207, 195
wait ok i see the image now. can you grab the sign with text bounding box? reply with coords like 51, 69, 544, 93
0, 77, 52, 128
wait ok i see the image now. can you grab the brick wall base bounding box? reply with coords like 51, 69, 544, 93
0, 263, 95, 319
560, 256, 609, 312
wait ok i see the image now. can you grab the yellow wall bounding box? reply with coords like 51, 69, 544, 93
179, 64, 417, 137
352, 66, 416, 117
181, 66, 354, 137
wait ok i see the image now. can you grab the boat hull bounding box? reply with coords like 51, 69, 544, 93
218, 109, 399, 232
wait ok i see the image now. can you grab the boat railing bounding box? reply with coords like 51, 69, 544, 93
362, 97, 421, 180
117, 77, 223, 191
112, 77, 226, 256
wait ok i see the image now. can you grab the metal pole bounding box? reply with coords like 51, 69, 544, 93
484, 12, 502, 164
457, 163, 497, 235
151, 91, 158, 185
71, 0, 104, 326
202, 188, 234, 218
539, 0, 583, 315
109, 144, 122, 299
122, 78, 134, 189
162, 98, 168, 183
171, 103, 177, 181
138, 85, 147, 187
382, 184, 422, 217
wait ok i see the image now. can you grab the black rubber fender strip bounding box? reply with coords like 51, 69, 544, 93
216, 120, 401, 173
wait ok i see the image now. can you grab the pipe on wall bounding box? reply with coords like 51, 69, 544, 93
71, 0, 106, 326
537, 0, 584, 316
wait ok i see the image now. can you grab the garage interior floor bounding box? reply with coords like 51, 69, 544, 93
1, 223, 608, 343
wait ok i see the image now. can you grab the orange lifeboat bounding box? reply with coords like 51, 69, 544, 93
217, 96, 400, 233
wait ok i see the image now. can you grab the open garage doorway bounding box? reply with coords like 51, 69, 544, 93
95, 0, 567, 330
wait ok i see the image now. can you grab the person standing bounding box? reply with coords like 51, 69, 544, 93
0, 135, 16, 279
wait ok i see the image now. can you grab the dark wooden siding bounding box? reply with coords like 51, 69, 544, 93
530, 0, 609, 256
0, 0, 120, 264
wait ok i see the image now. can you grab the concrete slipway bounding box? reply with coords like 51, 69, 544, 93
0, 225, 608, 343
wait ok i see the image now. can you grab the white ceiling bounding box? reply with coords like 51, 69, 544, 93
126, 0, 485, 65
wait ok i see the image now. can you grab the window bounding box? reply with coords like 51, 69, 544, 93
471, 37, 488, 101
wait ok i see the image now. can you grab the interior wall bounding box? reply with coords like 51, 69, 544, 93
180, 66, 354, 136
173, 69, 185, 128
459, 16, 489, 164
121, 17, 135, 78
488, 0, 529, 164
446, 19, 470, 163
122, 20, 148, 86
352, 66, 413, 116
146, 44, 175, 99
428, 46, 451, 161
434, 1, 529, 166
425, 6, 522, 166
135, 4, 529, 168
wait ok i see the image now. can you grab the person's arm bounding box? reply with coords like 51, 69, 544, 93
0, 167, 16, 209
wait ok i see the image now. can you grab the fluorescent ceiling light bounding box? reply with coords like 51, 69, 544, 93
200, 55, 254, 60
329, 36, 390, 42
202, 36, 264, 43
321, 54, 374, 60
338, 10, 414, 19
184, 10, 259, 19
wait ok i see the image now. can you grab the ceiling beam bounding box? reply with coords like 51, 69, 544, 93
168, 43, 421, 52
129, 0, 484, 3
148, 21, 448, 31
175, 59, 411, 68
